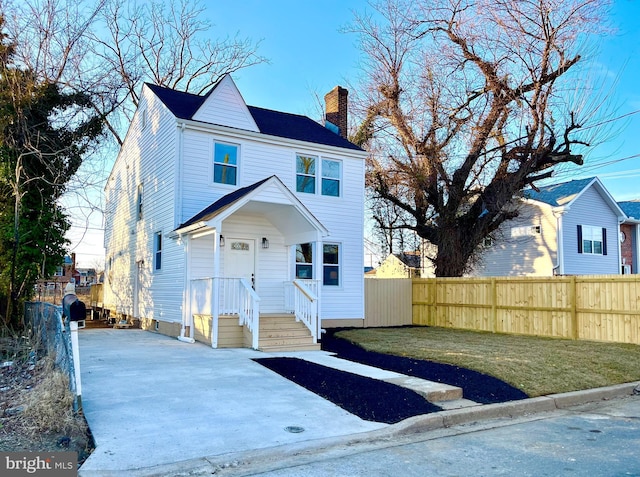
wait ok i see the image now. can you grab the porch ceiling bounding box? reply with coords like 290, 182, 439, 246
234, 201, 324, 245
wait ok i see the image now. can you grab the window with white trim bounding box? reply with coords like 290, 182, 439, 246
578, 225, 606, 255
295, 243, 313, 279
136, 183, 143, 220
323, 243, 340, 286
296, 154, 316, 193
296, 155, 342, 197
213, 142, 238, 185
154, 232, 163, 271
55, 266, 63, 277
321, 159, 341, 196
510, 225, 541, 238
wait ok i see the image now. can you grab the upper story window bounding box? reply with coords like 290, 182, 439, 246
55, 266, 63, 277
323, 243, 340, 286
213, 142, 238, 185
154, 232, 163, 271
578, 225, 607, 255
140, 108, 147, 129
296, 243, 313, 279
296, 154, 341, 197
321, 159, 341, 197
296, 154, 316, 194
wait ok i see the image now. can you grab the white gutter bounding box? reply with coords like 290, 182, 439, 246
175, 118, 368, 161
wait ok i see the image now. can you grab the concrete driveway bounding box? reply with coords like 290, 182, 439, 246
78, 329, 385, 475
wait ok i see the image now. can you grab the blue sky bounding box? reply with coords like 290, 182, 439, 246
68, 0, 640, 265
211, 0, 640, 196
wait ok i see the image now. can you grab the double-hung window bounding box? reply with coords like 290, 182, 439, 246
578, 225, 606, 255
321, 159, 341, 196
323, 243, 340, 286
154, 232, 163, 271
136, 183, 143, 220
296, 155, 342, 197
296, 154, 316, 193
295, 243, 313, 279
213, 142, 238, 185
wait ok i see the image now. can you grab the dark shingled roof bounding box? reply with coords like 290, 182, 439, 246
523, 177, 595, 207
176, 177, 272, 231
145, 83, 362, 151
619, 201, 640, 219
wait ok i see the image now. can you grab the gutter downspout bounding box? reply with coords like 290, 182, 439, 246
618, 217, 625, 275
177, 123, 195, 344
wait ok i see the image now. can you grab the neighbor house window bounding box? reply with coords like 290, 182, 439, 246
296, 243, 313, 279
323, 243, 340, 286
154, 232, 163, 270
136, 183, 143, 220
55, 266, 63, 277
578, 225, 607, 255
321, 159, 341, 197
213, 142, 238, 185
296, 154, 316, 193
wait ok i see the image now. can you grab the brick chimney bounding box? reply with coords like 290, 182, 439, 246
324, 86, 348, 139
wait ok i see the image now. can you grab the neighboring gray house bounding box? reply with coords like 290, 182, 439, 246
618, 201, 640, 274
472, 177, 627, 276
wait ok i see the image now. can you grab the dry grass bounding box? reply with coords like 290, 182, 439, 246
335, 326, 640, 397
1, 329, 91, 458
19, 357, 87, 437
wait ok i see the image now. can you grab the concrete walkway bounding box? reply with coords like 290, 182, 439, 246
78, 328, 640, 476
78, 329, 386, 475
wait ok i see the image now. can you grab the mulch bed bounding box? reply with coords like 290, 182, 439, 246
254, 357, 441, 424
321, 329, 528, 405
254, 331, 528, 424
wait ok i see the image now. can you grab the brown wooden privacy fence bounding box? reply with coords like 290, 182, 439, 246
412, 275, 640, 345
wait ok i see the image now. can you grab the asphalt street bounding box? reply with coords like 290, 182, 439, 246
221, 396, 640, 477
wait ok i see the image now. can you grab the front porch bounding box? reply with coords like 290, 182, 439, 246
185, 277, 321, 351
173, 176, 330, 351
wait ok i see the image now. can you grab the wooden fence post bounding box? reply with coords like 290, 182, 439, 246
491, 277, 497, 333
570, 276, 578, 340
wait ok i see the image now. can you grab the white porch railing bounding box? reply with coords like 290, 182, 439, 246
237, 278, 261, 350
290, 279, 319, 341
189, 277, 261, 349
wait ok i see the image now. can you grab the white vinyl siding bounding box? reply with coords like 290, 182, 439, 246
191, 76, 259, 131
103, 85, 184, 322
562, 186, 619, 275
471, 202, 557, 277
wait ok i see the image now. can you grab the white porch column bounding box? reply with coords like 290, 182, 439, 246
312, 233, 323, 338
211, 226, 222, 348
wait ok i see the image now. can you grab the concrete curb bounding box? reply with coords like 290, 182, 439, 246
390, 381, 640, 437
114, 381, 640, 477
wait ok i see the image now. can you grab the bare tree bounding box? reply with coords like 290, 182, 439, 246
3, 0, 267, 146
349, 0, 611, 276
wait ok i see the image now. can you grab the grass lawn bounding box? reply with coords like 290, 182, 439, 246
335, 326, 640, 397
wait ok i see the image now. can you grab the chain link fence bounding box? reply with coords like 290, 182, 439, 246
24, 302, 81, 411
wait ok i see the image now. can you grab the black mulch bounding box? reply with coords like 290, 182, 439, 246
254, 329, 529, 425
321, 329, 529, 405
254, 357, 441, 424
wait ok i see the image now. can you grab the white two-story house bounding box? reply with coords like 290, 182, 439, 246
103, 75, 367, 350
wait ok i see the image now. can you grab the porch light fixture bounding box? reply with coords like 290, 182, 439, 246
220, 235, 225, 247
262, 237, 269, 249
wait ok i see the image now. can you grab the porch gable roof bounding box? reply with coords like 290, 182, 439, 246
174, 176, 329, 240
